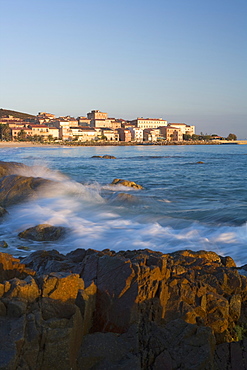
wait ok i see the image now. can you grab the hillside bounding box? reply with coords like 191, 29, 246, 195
0, 108, 36, 120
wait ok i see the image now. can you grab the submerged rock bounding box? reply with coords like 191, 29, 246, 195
0, 248, 247, 369
18, 224, 67, 241
111, 178, 144, 189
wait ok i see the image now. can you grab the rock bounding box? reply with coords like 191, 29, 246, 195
111, 178, 144, 189
197, 161, 204, 164
109, 192, 139, 204
0, 174, 52, 207
0, 161, 30, 178
0, 248, 247, 369
18, 224, 67, 241
0, 206, 7, 218
92, 155, 116, 159
0, 240, 8, 248
102, 155, 116, 159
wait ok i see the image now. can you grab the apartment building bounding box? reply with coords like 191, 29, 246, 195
101, 128, 119, 141
131, 118, 168, 129
143, 128, 160, 142
69, 126, 98, 141
159, 126, 183, 141
168, 123, 195, 136
117, 128, 132, 142
128, 127, 144, 142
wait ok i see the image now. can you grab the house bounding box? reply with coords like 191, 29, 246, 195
11, 127, 33, 139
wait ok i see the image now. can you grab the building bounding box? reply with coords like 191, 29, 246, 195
168, 123, 195, 136
101, 128, 119, 141
159, 126, 183, 141
77, 116, 91, 126
69, 126, 98, 141
143, 128, 160, 142
131, 118, 168, 129
128, 127, 143, 142
117, 128, 132, 142
11, 127, 33, 139
87, 110, 108, 123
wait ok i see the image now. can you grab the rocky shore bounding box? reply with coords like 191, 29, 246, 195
0, 160, 247, 369
1, 248, 247, 370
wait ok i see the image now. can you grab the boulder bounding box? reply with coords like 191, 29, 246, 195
0, 175, 52, 207
0, 161, 30, 178
18, 224, 67, 241
111, 178, 144, 189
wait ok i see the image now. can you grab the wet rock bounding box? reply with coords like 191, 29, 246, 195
0, 160, 30, 178
197, 161, 204, 164
0, 240, 8, 248
92, 155, 116, 159
0, 174, 52, 207
18, 224, 67, 241
0, 206, 7, 218
111, 178, 144, 189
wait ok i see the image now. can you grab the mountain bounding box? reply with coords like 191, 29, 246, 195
0, 108, 36, 120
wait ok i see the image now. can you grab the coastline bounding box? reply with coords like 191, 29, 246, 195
0, 140, 221, 148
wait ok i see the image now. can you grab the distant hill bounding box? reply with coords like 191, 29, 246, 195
0, 108, 36, 120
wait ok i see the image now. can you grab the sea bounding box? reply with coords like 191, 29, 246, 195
0, 144, 246, 265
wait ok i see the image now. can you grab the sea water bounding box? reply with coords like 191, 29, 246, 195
0, 144, 246, 265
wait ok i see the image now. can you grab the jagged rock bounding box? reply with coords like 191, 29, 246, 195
111, 178, 144, 189
18, 224, 67, 241
0, 249, 247, 369
0, 174, 52, 207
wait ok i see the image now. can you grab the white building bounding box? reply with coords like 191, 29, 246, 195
131, 118, 168, 129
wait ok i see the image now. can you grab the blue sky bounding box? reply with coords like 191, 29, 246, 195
0, 0, 246, 138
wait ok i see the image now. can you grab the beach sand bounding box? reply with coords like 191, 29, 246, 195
0, 141, 61, 148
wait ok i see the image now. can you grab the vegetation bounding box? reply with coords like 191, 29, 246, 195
0, 123, 11, 140
0, 108, 35, 120
227, 133, 237, 141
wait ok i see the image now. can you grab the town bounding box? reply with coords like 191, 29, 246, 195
0, 109, 198, 143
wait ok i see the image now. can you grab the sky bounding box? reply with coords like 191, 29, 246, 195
0, 0, 246, 138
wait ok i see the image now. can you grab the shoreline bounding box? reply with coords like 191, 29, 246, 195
0, 140, 222, 148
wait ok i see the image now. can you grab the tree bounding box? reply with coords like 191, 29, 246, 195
226, 133, 237, 141
0, 123, 11, 141
17, 129, 27, 141
183, 134, 192, 141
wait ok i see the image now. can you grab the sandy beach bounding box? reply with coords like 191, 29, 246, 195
0, 141, 61, 148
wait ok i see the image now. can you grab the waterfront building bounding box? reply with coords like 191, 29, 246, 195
143, 128, 160, 142
131, 118, 168, 129
128, 127, 144, 142
168, 123, 195, 136
117, 128, 132, 142
159, 126, 183, 141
